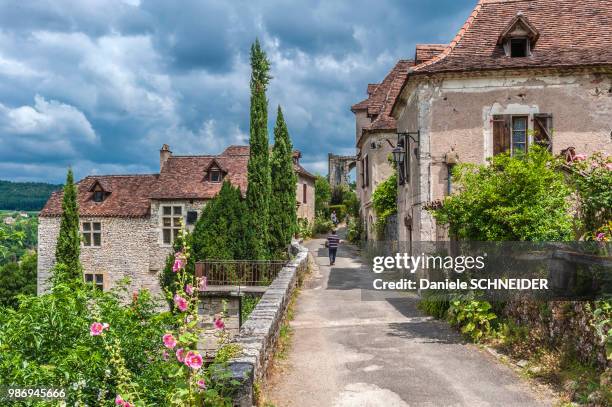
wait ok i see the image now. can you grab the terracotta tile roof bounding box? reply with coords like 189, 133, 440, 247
294, 162, 316, 179
41, 144, 316, 217
352, 60, 413, 139
414, 44, 448, 65
40, 174, 160, 218
414, 0, 612, 74
151, 145, 249, 199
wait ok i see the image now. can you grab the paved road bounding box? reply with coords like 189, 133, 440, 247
265, 234, 551, 407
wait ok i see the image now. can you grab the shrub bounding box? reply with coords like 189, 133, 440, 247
447, 297, 497, 342
346, 217, 363, 243
372, 173, 397, 239
313, 217, 333, 235
433, 146, 574, 241
418, 293, 450, 320
0, 251, 37, 308
297, 218, 313, 239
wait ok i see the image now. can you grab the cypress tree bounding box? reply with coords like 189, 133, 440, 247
245, 39, 272, 260
54, 168, 82, 281
269, 106, 298, 256
191, 181, 247, 261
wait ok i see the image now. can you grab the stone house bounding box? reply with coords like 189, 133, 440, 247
38, 144, 315, 294
293, 150, 316, 222
385, 0, 612, 243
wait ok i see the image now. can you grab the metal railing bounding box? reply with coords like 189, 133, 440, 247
194, 259, 287, 286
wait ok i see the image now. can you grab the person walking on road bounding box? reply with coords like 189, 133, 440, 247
331, 210, 338, 226
325, 229, 342, 265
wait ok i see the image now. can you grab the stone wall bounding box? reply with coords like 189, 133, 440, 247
296, 175, 315, 222
38, 199, 207, 296
227, 242, 309, 406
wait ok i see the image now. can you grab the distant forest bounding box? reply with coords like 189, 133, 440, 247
0, 180, 62, 211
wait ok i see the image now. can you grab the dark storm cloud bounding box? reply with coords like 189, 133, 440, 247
0, 0, 475, 183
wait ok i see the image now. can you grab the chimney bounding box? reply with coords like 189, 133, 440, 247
160, 144, 172, 171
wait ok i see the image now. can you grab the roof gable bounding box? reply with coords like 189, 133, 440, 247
413, 0, 612, 74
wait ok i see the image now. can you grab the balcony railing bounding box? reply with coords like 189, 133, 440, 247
194, 259, 287, 286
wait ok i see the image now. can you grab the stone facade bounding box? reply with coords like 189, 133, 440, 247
394, 70, 612, 243
37, 199, 207, 296
296, 174, 315, 222
356, 131, 395, 241
38, 144, 314, 295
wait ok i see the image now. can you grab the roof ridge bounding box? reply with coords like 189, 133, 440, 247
413, 0, 487, 72
84, 174, 159, 178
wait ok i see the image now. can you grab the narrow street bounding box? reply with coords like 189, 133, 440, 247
265, 232, 552, 406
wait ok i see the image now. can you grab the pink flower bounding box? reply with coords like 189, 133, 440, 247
176, 348, 185, 363
123, 402, 133, 407
185, 284, 194, 295
198, 276, 208, 291
197, 379, 206, 389
214, 317, 225, 330
574, 153, 587, 161
184, 351, 203, 370
162, 350, 169, 361
174, 294, 188, 312
606, 162, 612, 171
115, 395, 124, 405
90, 322, 104, 336
596, 232, 606, 241
162, 333, 177, 349
102, 323, 109, 330
172, 258, 184, 273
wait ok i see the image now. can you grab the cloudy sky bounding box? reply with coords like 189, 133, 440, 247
0, 0, 475, 183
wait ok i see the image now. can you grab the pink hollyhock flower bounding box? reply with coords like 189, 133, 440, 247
185, 284, 194, 295
198, 276, 208, 291
90, 322, 104, 336
197, 379, 206, 389
172, 258, 184, 273
214, 317, 225, 330
123, 402, 133, 407
102, 323, 109, 330
162, 333, 177, 349
184, 351, 203, 370
162, 350, 169, 361
176, 348, 185, 363
115, 395, 124, 405
596, 232, 606, 241
574, 153, 587, 161
174, 294, 188, 312
606, 162, 612, 171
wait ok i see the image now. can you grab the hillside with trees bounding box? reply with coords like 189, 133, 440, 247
0, 180, 62, 211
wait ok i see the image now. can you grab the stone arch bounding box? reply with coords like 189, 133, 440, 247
327, 153, 357, 188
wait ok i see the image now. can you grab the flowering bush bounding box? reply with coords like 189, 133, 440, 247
565, 151, 612, 239
0, 227, 238, 406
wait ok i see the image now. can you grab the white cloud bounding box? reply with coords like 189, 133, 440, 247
0, 95, 96, 142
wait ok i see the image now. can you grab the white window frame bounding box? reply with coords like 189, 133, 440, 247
82, 221, 102, 247
84, 272, 105, 290
160, 205, 184, 246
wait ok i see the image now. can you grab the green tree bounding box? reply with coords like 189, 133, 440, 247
191, 181, 248, 261
433, 146, 574, 241
269, 106, 298, 256
315, 175, 331, 215
245, 39, 272, 260
0, 252, 37, 308
54, 168, 82, 281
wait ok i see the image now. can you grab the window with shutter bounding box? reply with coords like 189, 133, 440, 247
534, 114, 553, 151
492, 115, 511, 155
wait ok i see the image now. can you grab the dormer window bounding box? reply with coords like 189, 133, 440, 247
89, 180, 109, 203
498, 12, 539, 58
510, 38, 528, 57
209, 169, 222, 183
